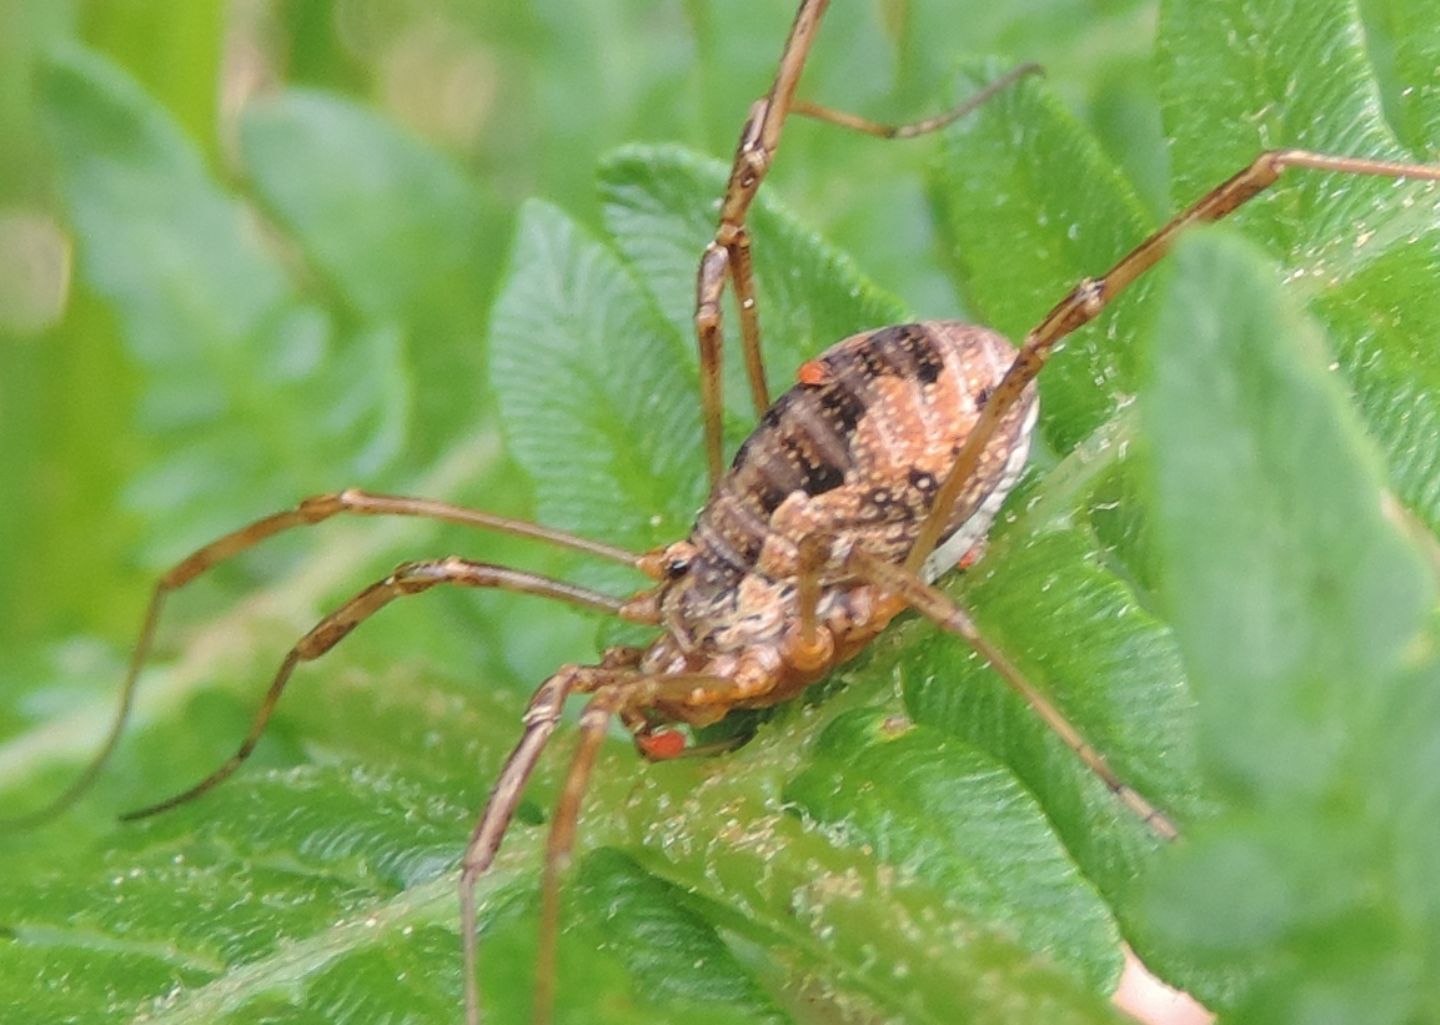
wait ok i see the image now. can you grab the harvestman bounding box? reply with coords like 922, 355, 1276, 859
19, 1, 1440, 1022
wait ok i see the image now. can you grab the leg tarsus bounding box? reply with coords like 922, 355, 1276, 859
0, 586, 168, 829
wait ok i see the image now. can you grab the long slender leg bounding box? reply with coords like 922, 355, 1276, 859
697, 0, 831, 483
174, 491, 643, 583
906, 150, 1440, 571
532, 672, 750, 1025
458, 663, 611, 1025
729, 224, 768, 420
533, 687, 624, 1025
458, 669, 747, 1025
116, 558, 654, 822
728, 62, 1039, 423
695, 0, 1036, 487
4, 492, 645, 829
846, 547, 1179, 841
696, 242, 731, 486
791, 62, 1042, 138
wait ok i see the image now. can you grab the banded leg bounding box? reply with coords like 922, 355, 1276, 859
118, 558, 652, 822
908, 149, 1440, 571
696, 0, 1041, 486
6, 490, 645, 828
846, 547, 1179, 841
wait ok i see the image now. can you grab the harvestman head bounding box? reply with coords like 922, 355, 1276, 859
14, 1, 1440, 1023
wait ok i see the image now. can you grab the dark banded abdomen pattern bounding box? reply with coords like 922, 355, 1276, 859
680, 321, 1037, 621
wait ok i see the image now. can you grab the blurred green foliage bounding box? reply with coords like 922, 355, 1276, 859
1, 1, 1439, 1023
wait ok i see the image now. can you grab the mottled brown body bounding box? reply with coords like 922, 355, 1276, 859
633, 321, 1037, 729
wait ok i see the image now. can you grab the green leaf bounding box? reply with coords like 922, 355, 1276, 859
785, 709, 1122, 989
1141, 227, 1440, 1024
1367, 0, 1440, 156
1156, 0, 1440, 535
1158, 0, 1426, 265
239, 88, 509, 459
0, 771, 511, 1025
1146, 226, 1432, 801
929, 60, 1155, 451
1307, 223, 1440, 531
39, 43, 289, 367
602, 720, 1129, 1025
573, 848, 787, 1025
487, 199, 705, 554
